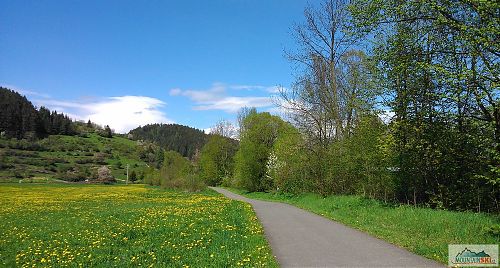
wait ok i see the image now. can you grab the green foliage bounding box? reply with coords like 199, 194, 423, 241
100, 125, 113, 138
143, 166, 160, 186
129, 170, 137, 182
136, 140, 164, 168
39, 107, 75, 136
264, 113, 393, 199
199, 135, 238, 186
328, 114, 393, 200
221, 0, 500, 213
267, 124, 311, 194
234, 112, 292, 192
0, 87, 43, 139
151, 150, 206, 192
347, 0, 500, 212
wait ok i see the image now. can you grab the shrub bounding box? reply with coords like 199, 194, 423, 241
96, 166, 116, 184
159, 150, 205, 191
129, 170, 137, 182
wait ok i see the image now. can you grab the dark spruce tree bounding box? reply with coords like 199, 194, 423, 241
104, 125, 113, 138
0, 87, 41, 139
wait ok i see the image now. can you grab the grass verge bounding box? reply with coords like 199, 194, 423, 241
224, 187, 500, 264
0, 184, 278, 267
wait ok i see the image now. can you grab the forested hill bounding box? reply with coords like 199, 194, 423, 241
0, 87, 75, 139
129, 124, 208, 159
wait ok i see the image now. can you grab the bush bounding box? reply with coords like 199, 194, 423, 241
114, 161, 122, 169
161, 172, 205, 192
75, 158, 94, 164
129, 170, 137, 182
96, 166, 116, 184
158, 150, 205, 191
93, 153, 107, 165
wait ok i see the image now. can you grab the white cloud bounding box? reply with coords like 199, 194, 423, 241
194, 96, 272, 113
229, 85, 265, 90
170, 82, 275, 113
34, 96, 173, 133
228, 84, 284, 93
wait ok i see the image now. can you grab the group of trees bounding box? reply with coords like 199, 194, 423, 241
38, 107, 75, 136
132, 123, 211, 189
195, 0, 498, 212
143, 149, 204, 191
129, 124, 208, 159
348, 0, 499, 211
0, 87, 115, 140
0, 88, 74, 139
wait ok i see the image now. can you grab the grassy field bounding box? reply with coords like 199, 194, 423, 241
225, 188, 500, 264
0, 184, 278, 267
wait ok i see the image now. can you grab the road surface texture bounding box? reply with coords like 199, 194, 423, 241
211, 187, 443, 268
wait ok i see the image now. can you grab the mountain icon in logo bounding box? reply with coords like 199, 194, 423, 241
456, 248, 490, 258
449, 245, 498, 266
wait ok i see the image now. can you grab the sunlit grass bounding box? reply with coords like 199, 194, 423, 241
225, 187, 500, 264
0, 184, 277, 267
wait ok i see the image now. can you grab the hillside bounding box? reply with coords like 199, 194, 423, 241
129, 123, 208, 159
0, 87, 209, 183
0, 133, 161, 183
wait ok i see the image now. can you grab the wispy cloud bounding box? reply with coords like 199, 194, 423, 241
228, 84, 284, 93
170, 82, 275, 113
169, 82, 226, 102
33, 96, 173, 133
266, 85, 285, 93
2, 84, 51, 99
229, 85, 265, 90
195, 96, 272, 113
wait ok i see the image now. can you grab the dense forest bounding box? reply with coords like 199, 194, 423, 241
129, 124, 208, 159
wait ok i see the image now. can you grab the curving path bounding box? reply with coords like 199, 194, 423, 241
211, 187, 443, 268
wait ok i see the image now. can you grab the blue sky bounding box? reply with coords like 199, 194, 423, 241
0, 0, 309, 133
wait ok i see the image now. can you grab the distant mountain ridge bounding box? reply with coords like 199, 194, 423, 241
129, 123, 208, 159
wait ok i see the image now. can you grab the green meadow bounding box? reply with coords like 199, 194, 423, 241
0, 184, 278, 267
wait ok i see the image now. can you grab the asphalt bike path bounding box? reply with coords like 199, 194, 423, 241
211, 187, 443, 268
